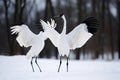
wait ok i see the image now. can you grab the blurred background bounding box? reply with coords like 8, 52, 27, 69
0, 0, 119, 60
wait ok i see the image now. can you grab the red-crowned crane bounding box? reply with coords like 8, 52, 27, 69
40, 14, 98, 72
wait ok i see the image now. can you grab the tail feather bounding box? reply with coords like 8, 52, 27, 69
82, 17, 98, 34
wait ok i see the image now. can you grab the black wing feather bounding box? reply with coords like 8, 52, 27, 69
82, 17, 98, 34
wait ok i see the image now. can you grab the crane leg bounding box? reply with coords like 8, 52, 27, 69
35, 57, 42, 72
58, 56, 62, 72
31, 57, 34, 72
66, 57, 69, 72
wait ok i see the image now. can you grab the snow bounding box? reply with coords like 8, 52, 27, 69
0, 55, 120, 80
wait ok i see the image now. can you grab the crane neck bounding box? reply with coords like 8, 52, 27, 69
61, 15, 67, 35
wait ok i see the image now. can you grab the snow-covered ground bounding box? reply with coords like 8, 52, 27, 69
0, 55, 120, 80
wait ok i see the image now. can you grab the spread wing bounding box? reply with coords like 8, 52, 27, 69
67, 24, 93, 50
67, 17, 98, 50
11, 24, 36, 47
